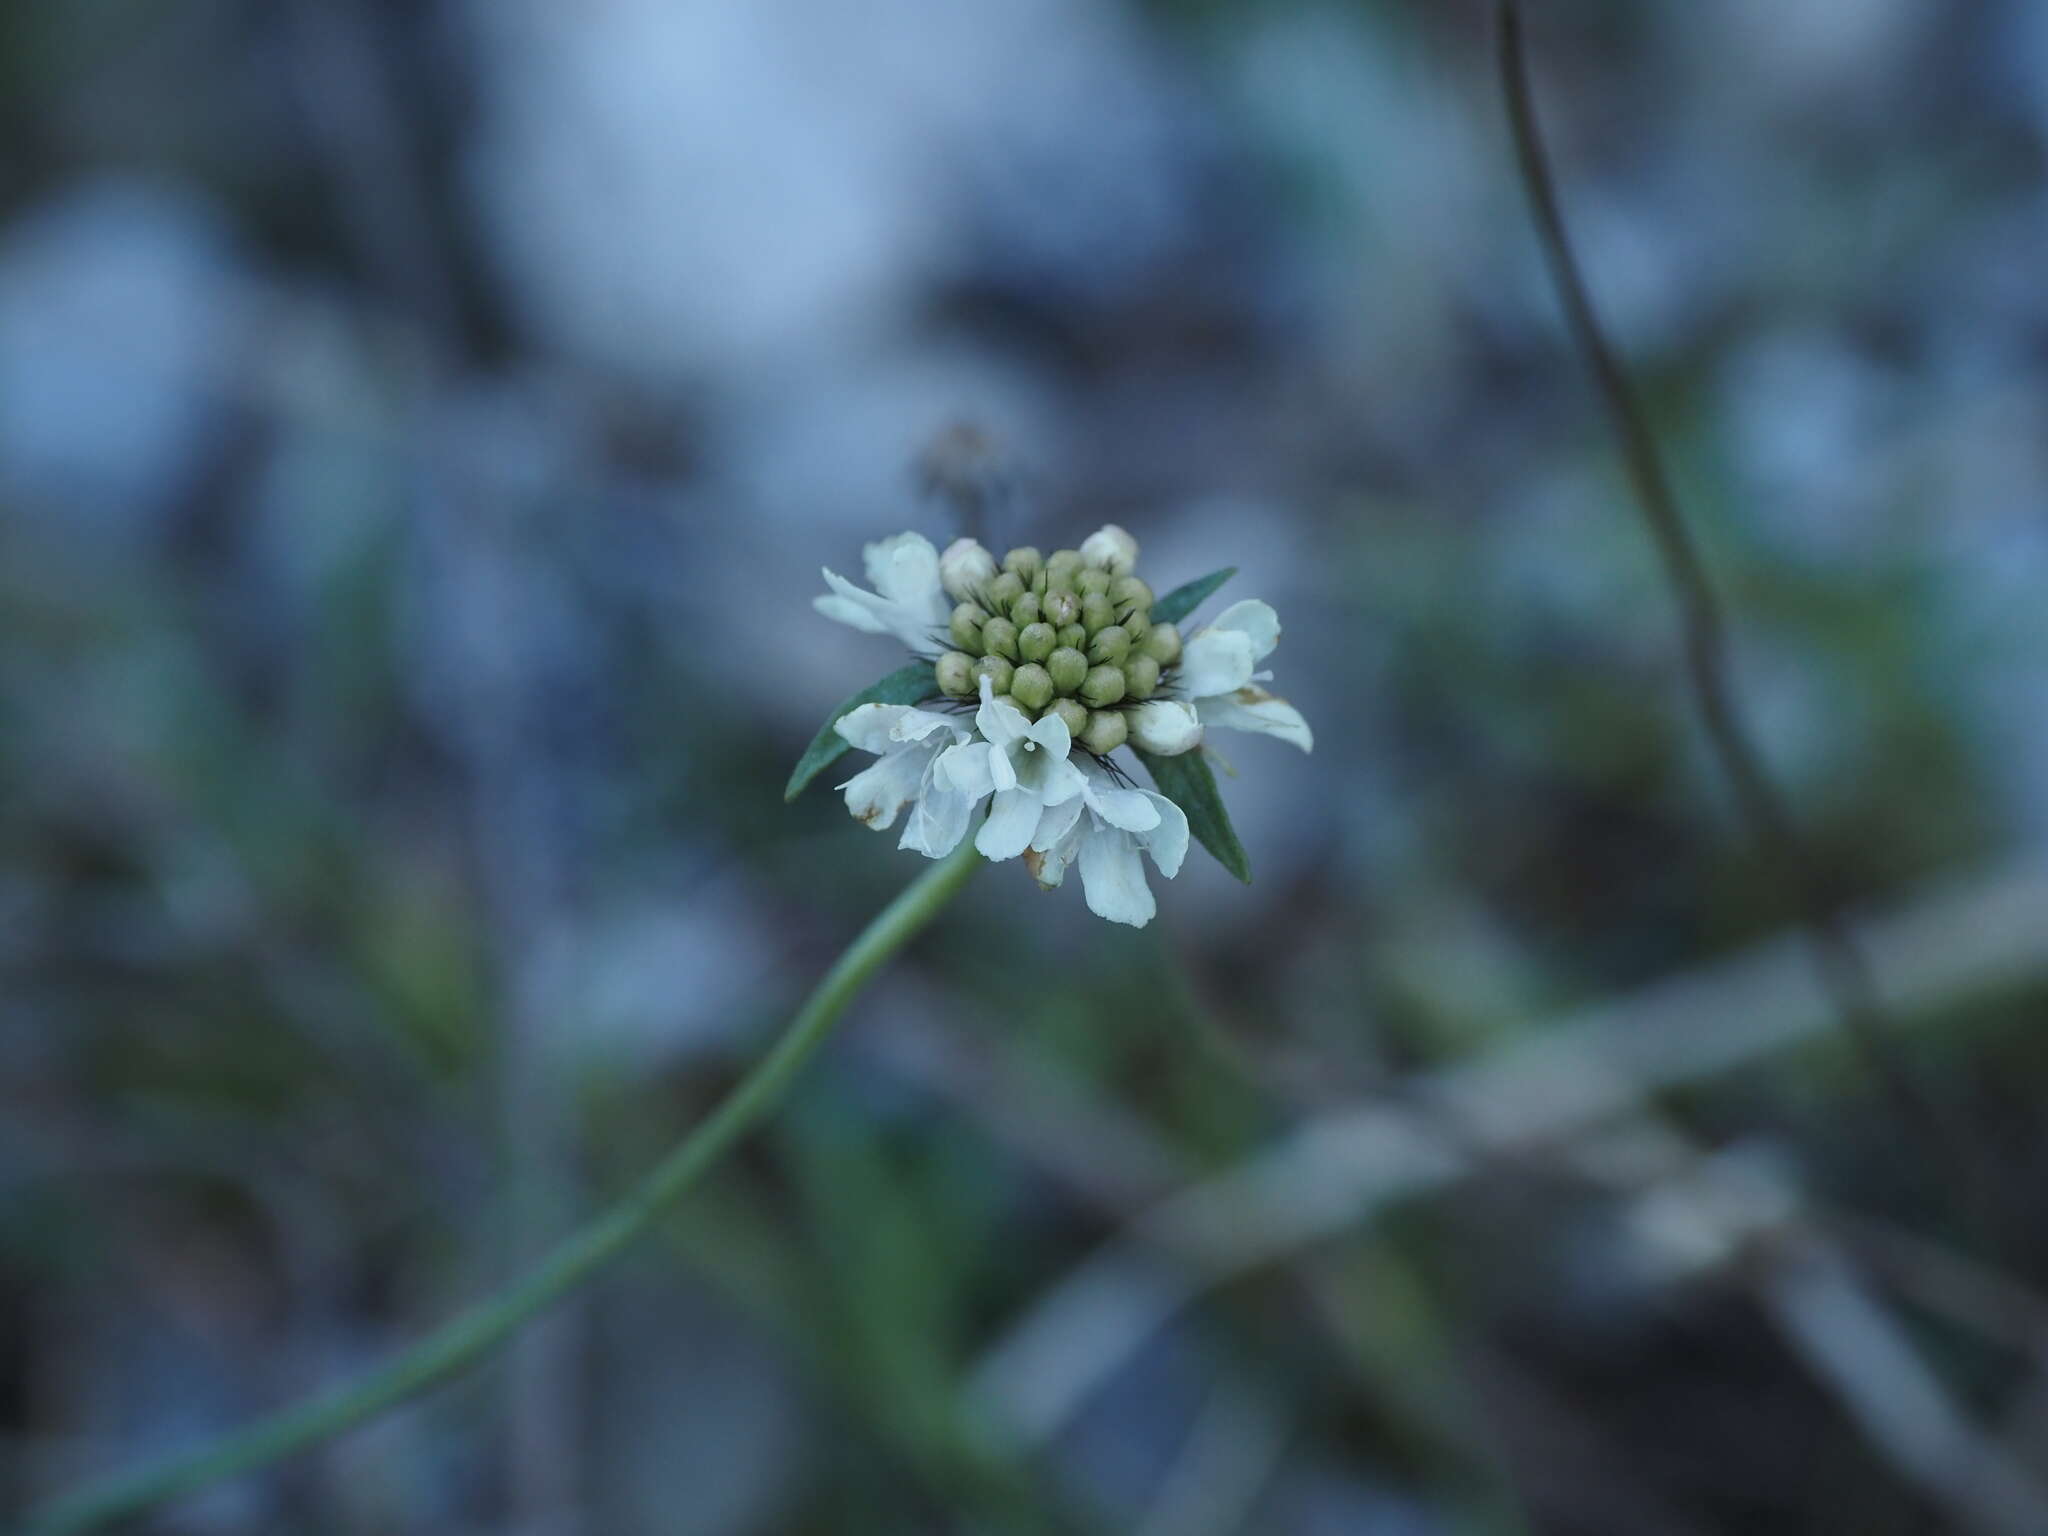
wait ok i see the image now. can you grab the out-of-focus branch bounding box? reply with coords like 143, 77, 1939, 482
1492, 0, 1985, 1223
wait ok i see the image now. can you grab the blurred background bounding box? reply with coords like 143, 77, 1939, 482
5, 0, 2048, 1531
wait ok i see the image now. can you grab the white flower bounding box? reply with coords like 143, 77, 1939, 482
1027, 759, 1189, 927
939, 537, 1000, 601
1128, 699, 1203, 756
833, 703, 976, 858
936, 678, 1087, 860
814, 532, 951, 652
1078, 523, 1138, 575
1175, 599, 1314, 753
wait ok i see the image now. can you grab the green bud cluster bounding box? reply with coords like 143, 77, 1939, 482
932, 541, 1184, 755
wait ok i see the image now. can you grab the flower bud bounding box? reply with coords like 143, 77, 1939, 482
1110, 575, 1153, 612
1080, 592, 1115, 633
1042, 589, 1080, 628
940, 538, 999, 601
1017, 621, 1056, 662
980, 615, 1020, 661
1077, 568, 1112, 598
1046, 646, 1089, 694
935, 651, 977, 696
1003, 546, 1044, 583
1010, 662, 1054, 712
1141, 621, 1181, 666
1080, 664, 1126, 708
1010, 590, 1041, 627
1082, 709, 1129, 755
1080, 523, 1138, 575
972, 655, 1014, 695
1119, 606, 1150, 645
1088, 624, 1130, 666
1129, 699, 1201, 755
1049, 697, 1088, 738
1055, 623, 1089, 651
987, 571, 1026, 611
950, 602, 987, 652
1045, 549, 1083, 588
1124, 653, 1161, 699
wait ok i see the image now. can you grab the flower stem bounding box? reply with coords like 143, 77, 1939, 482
26, 840, 984, 1535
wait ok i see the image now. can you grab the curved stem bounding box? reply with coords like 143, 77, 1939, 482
26, 840, 984, 1535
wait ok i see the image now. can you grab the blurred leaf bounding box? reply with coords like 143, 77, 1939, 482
1137, 747, 1251, 883
785, 662, 938, 802
1151, 566, 1235, 626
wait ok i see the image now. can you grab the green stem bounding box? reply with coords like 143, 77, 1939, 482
26, 840, 984, 1535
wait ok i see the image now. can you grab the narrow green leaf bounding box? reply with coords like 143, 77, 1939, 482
1136, 747, 1252, 884
1150, 567, 1235, 626
785, 661, 939, 802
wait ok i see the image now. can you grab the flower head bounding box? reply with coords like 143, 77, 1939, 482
803, 525, 1310, 925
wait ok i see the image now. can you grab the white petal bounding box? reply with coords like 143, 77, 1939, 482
974, 676, 1029, 748
1031, 795, 1086, 853
1177, 628, 1256, 700
1085, 780, 1162, 833
1206, 599, 1282, 662
1036, 753, 1087, 807
837, 748, 925, 831
976, 786, 1042, 860
1195, 687, 1314, 753
1023, 710, 1073, 759
899, 778, 971, 858
1128, 700, 1203, 756
1079, 829, 1156, 926
887, 707, 964, 746
1136, 792, 1189, 878
863, 532, 944, 615
820, 558, 943, 650
813, 586, 891, 636
937, 741, 997, 800
835, 703, 919, 755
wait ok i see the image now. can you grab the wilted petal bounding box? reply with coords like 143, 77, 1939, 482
1195, 687, 1314, 753
837, 748, 925, 831
1079, 830, 1156, 926
899, 777, 971, 858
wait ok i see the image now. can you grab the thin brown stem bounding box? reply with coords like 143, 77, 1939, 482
1492, 0, 1993, 1238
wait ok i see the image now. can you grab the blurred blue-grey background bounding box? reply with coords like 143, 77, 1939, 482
6, 1, 2048, 1531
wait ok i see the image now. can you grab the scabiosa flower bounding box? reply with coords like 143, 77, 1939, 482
1168, 599, 1315, 755
936, 677, 1086, 860
793, 523, 1311, 926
